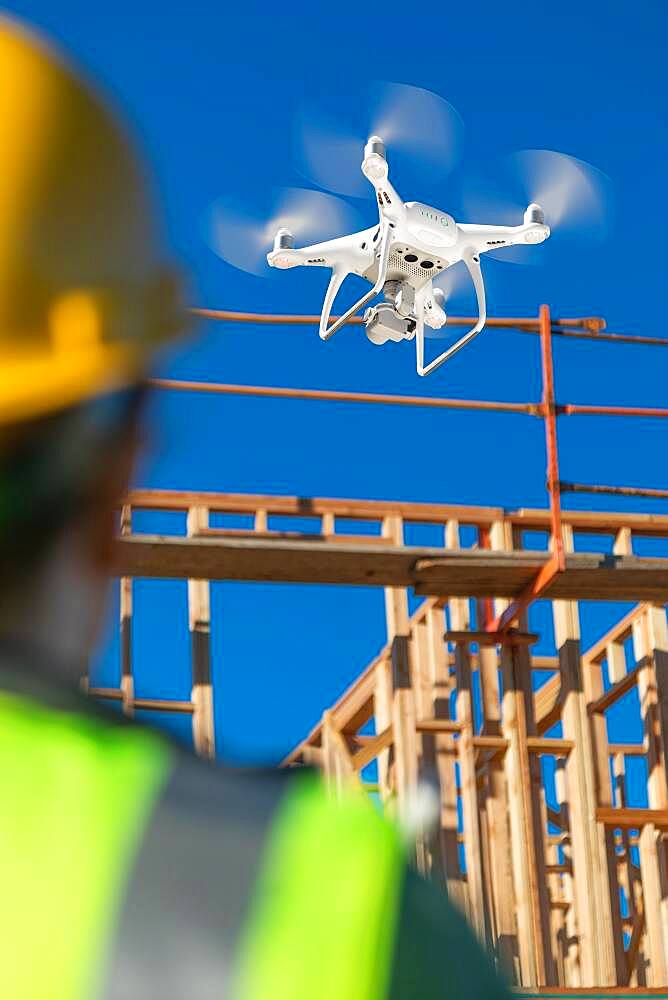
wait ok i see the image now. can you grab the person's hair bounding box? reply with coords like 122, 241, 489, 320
0, 387, 144, 594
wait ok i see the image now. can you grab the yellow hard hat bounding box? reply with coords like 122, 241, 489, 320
0, 17, 187, 428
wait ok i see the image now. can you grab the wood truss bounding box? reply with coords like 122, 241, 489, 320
97, 306, 668, 991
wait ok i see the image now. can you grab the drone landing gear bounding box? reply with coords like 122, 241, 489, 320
415, 253, 487, 377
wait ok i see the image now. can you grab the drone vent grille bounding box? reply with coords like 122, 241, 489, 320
389, 252, 424, 278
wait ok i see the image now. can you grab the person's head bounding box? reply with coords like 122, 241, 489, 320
0, 17, 186, 667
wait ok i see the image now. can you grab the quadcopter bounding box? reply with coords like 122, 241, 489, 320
266, 136, 550, 376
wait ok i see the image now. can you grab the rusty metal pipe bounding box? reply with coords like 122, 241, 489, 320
560, 482, 668, 500
149, 378, 538, 415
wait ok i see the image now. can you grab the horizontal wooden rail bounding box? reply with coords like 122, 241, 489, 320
596, 807, 668, 830
561, 482, 668, 500
126, 489, 668, 537
89, 688, 194, 714
588, 667, 640, 716
112, 535, 668, 602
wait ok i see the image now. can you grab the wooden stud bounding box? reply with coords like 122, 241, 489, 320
446, 518, 490, 947
187, 506, 216, 759
553, 524, 617, 985
631, 610, 668, 984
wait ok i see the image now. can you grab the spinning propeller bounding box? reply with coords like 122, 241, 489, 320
293, 81, 464, 199
204, 82, 613, 375
462, 149, 613, 263
208, 186, 364, 276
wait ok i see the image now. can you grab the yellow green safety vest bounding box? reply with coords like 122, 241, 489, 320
0, 688, 404, 1000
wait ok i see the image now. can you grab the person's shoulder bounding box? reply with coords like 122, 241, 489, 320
389, 866, 512, 1000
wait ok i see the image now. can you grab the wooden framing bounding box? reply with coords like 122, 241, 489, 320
89, 306, 668, 993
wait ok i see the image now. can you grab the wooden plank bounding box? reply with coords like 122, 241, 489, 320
596, 807, 668, 829
554, 760, 580, 985
127, 488, 668, 538
114, 535, 668, 602
415, 718, 462, 733
373, 658, 394, 807
187, 507, 215, 759
129, 488, 504, 525
479, 519, 520, 982
535, 674, 562, 735
526, 738, 574, 755
425, 603, 467, 912
501, 635, 555, 986
587, 666, 640, 716
444, 629, 539, 646
351, 725, 393, 772
322, 711, 358, 795
585, 614, 627, 983
498, 523, 556, 986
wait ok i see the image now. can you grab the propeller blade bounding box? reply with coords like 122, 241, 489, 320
462, 149, 613, 263
207, 186, 365, 276
294, 82, 464, 198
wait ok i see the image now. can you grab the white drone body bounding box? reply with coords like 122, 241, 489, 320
267, 137, 550, 376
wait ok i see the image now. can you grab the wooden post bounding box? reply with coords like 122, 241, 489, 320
632, 609, 668, 984
381, 515, 418, 828
427, 603, 466, 911
322, 710, 357, 796
374, 656, 394, 806
187, 506, 215, 759
585, 635, 626, 980
553, 524, 617, 986
486, 519, 524, 982
446, 518, 489, 945
494, 522, 554, 986
119, 504, 134, 717
555, 759, 580, 986
613, 752, 647, 986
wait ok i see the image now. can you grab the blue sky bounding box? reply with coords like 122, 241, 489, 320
6, 1, 667, 773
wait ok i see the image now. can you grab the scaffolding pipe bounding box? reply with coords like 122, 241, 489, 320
149, 378, 538, 415
190, 308, 668, 346
560, 482, 668, 500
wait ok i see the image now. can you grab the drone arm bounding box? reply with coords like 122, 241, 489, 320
415, 253, 486, 377
319, 221, 392, 341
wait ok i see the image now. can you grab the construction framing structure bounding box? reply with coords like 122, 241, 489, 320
97, 305, 668, 992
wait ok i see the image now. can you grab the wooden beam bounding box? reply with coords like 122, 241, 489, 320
351, 725, 393, 772
444, 629, 539, 646
187, 507, 215, 759
587, 666, 640, 716
596, 807, 668, 829
526, 738, 575, 755
127, 488, 668, 539
114, 535, 668, 603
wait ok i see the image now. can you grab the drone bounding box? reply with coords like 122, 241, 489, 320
266, 136, 550, 376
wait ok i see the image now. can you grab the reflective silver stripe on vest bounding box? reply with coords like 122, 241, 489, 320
105, 752, 291, 1000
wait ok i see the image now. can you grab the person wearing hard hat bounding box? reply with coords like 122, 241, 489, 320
0, 16, 511, 1000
